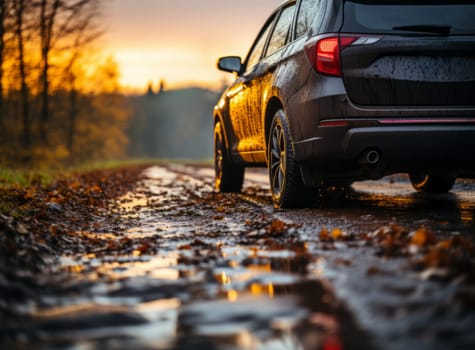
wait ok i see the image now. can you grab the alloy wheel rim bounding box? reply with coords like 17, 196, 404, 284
270, 123, 286, 198
215, 132, 224, 188
412, 173, 429, 186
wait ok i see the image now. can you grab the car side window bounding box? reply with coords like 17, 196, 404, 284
265, 4, 297, 57
295, 0, 322, 38
245, 16, 276, 73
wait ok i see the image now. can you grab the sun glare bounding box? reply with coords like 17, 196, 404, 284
103, 0, 283, 93
113, 48, 228, 92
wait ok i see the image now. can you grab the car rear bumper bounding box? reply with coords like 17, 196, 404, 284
293, 123, 475, 179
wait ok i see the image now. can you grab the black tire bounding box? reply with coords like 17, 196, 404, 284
214, 121, 244, 192
409, 173, 456, 193
268, 110, 315, 209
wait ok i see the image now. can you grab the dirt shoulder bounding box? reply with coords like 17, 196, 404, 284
0, 166, 147, 275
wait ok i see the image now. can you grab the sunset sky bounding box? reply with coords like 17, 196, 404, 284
103, 0, 282, 92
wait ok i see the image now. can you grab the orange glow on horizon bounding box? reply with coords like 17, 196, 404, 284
110, 47, 231, 92
102, 0, 283, 92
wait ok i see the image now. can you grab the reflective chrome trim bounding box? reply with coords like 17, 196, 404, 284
351, 36, 382, 46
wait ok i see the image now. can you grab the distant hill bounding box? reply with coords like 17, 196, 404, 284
127, 87, 221, 160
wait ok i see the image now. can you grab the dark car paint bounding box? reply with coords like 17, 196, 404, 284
214, 0, 475, 187
340, 36, 475, 106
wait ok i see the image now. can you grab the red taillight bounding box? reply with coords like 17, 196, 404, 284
316, 37, 340, 76
306, 35, 358, 77
318, 120, 349, 127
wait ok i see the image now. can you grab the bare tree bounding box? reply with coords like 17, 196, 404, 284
0, 0, 9, 131
36, 0, 103, 146
0, 0, 123, 166
64, 49, 79, 152
12, 0, 30, 150
37, 0, 60, 145
62, 0, 103, 153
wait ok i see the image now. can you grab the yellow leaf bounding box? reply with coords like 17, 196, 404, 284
332, 228, 343, 239
411, 227, 435, 247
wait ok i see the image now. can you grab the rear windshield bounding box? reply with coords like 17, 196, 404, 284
343, 1, 475, 35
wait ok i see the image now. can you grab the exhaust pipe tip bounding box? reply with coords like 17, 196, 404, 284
366, 150, 381, 165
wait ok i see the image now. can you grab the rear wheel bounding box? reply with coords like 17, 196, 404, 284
214, 121, 244, 192
268, 110, 315, 208
409, 173, 456, 193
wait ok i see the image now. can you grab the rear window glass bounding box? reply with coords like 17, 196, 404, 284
295, 0, 323, 38
343, 1, 475, 34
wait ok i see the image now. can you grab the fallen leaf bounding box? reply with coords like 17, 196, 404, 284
267, 219, 287, 234
411, 227, 436, 247
319, 228, 330, 241
332, 228, 343, 239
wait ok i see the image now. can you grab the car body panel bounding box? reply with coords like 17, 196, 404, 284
340, 35, 475, 106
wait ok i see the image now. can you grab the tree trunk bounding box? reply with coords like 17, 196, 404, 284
67, 78, 77, 153
39, 0, 48, 145
38, 0, 61, 145
14, 0, 31, 150
38, 0, 58, 145
0, 0, 6, 133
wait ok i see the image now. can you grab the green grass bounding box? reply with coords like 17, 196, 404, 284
73, 158, 213, 173
0, 167, 53, 188
0, 158, 214, 217
0, 159, 149, 188
73, 158, 160, 172
0, 157, 214, 189
0, 158, 213, 188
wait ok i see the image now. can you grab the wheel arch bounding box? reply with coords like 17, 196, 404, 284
264, 97, 284, 158
214, 112, 230, 151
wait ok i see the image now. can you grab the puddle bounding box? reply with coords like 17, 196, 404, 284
177, 295, 309, 350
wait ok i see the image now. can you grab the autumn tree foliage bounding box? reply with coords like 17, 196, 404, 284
0, 0, 130, 167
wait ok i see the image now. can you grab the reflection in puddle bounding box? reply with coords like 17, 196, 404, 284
46, 298, 181, 350
459, 203, 474, 224
319, 179, 475, 235
178, 295, 311, 350
118, 193, 149, 211
94, 254, 181, 280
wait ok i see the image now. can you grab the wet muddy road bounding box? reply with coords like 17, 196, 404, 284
2, 164, 475, 350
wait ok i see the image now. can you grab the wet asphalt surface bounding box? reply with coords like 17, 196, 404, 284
2, 164, 475, 350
